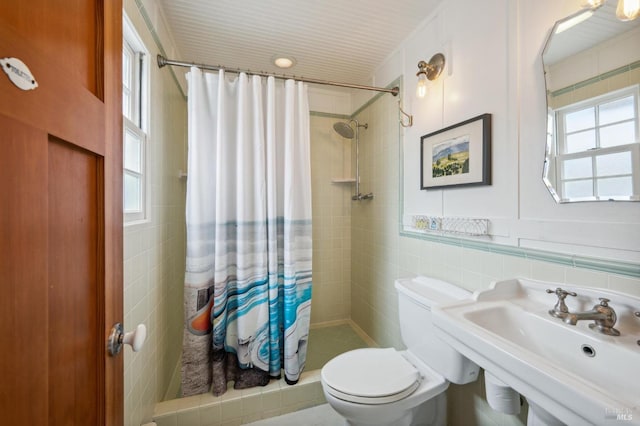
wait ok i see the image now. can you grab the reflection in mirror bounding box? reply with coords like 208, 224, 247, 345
542, 2, 640, 202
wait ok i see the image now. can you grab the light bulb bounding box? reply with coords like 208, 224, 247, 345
272, 55, 297, 69
616, 0, 640, 20
416, 73, 428, 98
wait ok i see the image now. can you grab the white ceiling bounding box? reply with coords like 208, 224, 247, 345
158, 0, 444, 86
543, 2, 640, 65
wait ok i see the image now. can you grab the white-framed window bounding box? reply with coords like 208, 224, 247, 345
553, 85, 640, 201
123, 13, 149, 223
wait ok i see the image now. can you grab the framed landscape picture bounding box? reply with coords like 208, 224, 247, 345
420, 113, 491, 190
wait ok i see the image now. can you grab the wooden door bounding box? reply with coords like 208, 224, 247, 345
0, 2, 123, 425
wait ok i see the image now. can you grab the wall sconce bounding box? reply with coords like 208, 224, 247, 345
583, 0, 638, 21
416, 53, 446, 98
616, 0, 639, 21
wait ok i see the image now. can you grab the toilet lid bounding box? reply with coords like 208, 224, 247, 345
321, 348, 420, 402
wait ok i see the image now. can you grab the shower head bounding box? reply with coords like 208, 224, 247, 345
333, 121, 355, 139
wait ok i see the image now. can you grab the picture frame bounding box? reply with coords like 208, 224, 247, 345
420, 113, 491, 190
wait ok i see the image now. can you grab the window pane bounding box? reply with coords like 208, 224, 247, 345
599, 96, 634, 125
565, 107, 595, 133
564, 179, 593, 198
599, 121, 636, 148
566, 129, 595, 153
563, 157, 593, 179
597, 176, 633, 198
596, 151, 632, 176
123, 47, 131, 90
124, 129, 142, 173
124, 173, 141, 212
123, 89, 131, 121
123, 46, 132, 118
123, 19, 147, 223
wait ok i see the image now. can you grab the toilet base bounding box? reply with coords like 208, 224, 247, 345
327, 390, 447, 426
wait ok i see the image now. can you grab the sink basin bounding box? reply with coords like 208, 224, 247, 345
432, 278, 640, 425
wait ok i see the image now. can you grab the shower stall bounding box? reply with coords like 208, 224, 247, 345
138, 46, 402, 426
149, 107, 387, 423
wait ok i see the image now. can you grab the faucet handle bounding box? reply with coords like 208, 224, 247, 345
546, 287, 577, 298
546, 288, 576, 318
598, 298, 611, 307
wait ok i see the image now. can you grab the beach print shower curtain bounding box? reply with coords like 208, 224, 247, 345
182, 67, 313, 396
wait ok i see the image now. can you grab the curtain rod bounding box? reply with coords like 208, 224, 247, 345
156, 55, 399, 96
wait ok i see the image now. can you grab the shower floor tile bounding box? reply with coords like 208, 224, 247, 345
305, 323, 370, 371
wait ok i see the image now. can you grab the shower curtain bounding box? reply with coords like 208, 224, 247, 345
181, 67, 313, 397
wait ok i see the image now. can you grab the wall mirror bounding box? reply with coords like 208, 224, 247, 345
542, 2, 640, 202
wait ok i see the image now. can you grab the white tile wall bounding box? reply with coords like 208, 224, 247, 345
123, 1, 187, 425
309, 115, 354, 324
308, 87, 352, 116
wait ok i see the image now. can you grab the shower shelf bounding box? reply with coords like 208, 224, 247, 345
331, 178, 356, 183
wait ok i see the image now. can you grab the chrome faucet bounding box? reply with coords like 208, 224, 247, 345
563, 298, 620, 336
546, 287, 576, 318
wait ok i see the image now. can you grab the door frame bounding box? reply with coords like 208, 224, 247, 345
103, 2, 125, 424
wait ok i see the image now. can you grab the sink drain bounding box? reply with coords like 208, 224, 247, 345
581, 344, 596, 357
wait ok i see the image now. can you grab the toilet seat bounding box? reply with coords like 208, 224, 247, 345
321, 348, 422, 405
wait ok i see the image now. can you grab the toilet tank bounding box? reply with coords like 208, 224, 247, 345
394, 276, 479, 384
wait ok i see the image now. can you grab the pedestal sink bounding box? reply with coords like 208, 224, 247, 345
432, 278, 640, 425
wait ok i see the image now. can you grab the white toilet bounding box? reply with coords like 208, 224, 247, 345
320, 276, 480, 426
